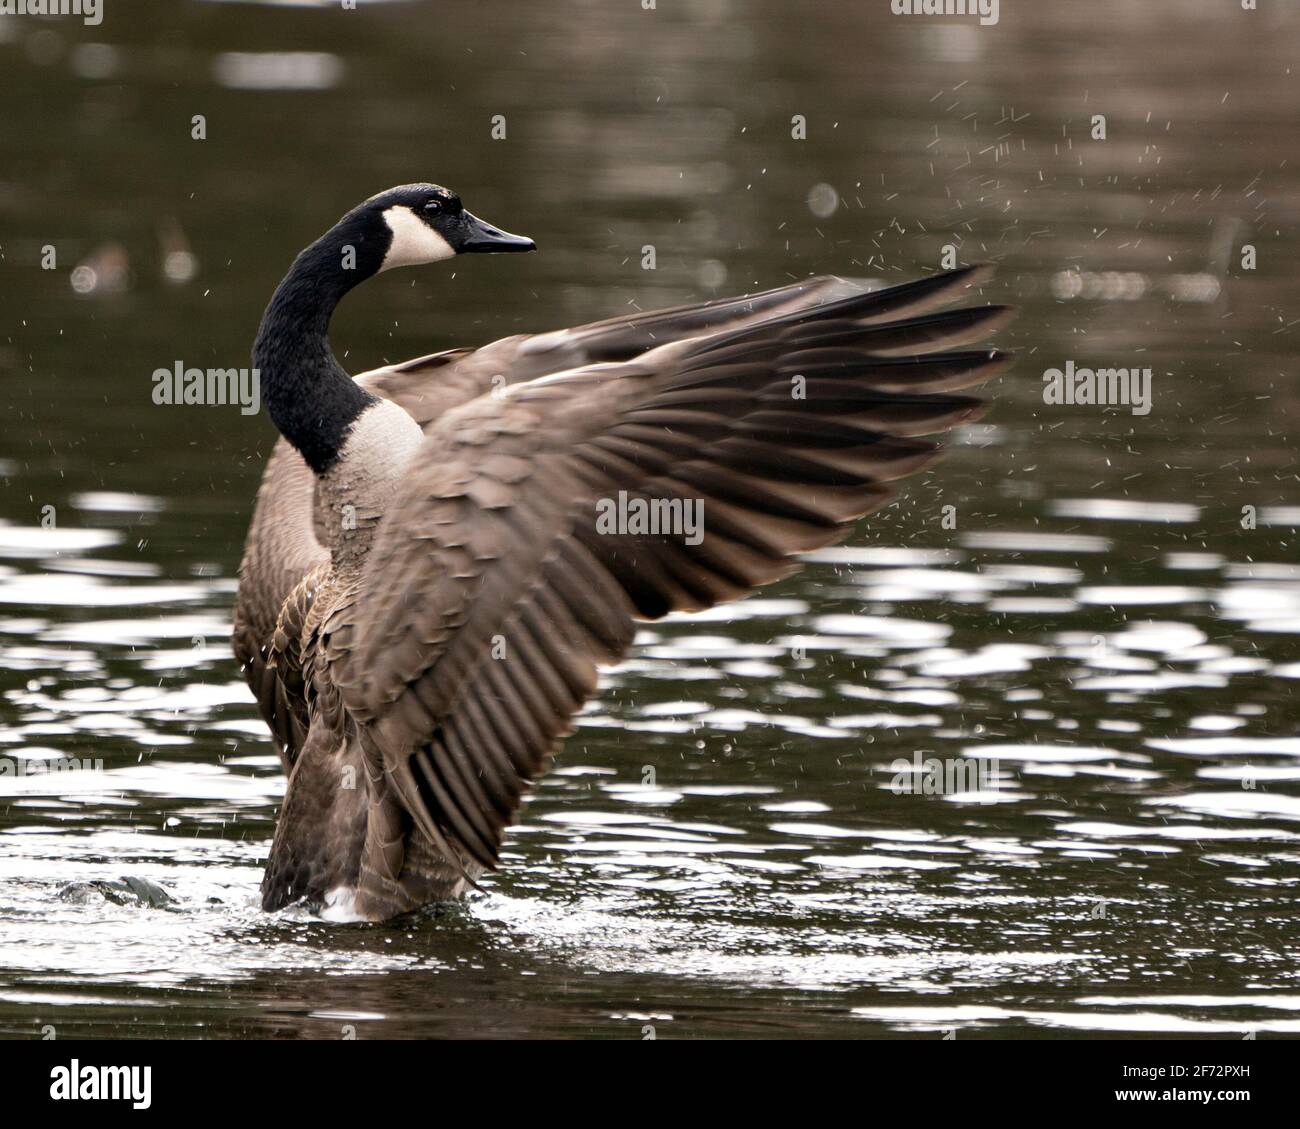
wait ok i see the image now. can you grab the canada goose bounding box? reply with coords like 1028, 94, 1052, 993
233, 183, 1009, 921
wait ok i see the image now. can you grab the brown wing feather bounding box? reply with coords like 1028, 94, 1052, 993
335, 268, 1008, 872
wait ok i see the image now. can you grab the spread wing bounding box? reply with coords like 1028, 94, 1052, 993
327, 268, 1010, 871
231, 272, 903, 770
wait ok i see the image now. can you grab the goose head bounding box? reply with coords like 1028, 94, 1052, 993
254, 183, 534, 475
360, 183, 535, 274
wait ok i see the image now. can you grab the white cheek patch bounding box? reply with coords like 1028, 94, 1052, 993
379, 205, 456, 272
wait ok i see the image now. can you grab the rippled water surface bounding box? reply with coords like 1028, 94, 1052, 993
1, 0, 1298, 1038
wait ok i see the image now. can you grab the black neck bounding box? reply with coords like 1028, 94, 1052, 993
253, 228, 380, 474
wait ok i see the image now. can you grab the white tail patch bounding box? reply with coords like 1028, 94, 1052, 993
379, 205, 455, 272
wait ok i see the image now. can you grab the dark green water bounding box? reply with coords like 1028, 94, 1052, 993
1, 0, 1298, 1038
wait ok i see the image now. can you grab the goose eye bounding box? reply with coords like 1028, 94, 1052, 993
423, 200, 443, 215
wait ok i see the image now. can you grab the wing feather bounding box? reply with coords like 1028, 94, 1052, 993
330, 267, 1008, 870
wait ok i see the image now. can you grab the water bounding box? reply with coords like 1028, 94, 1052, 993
1, 0, 1298, 1038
